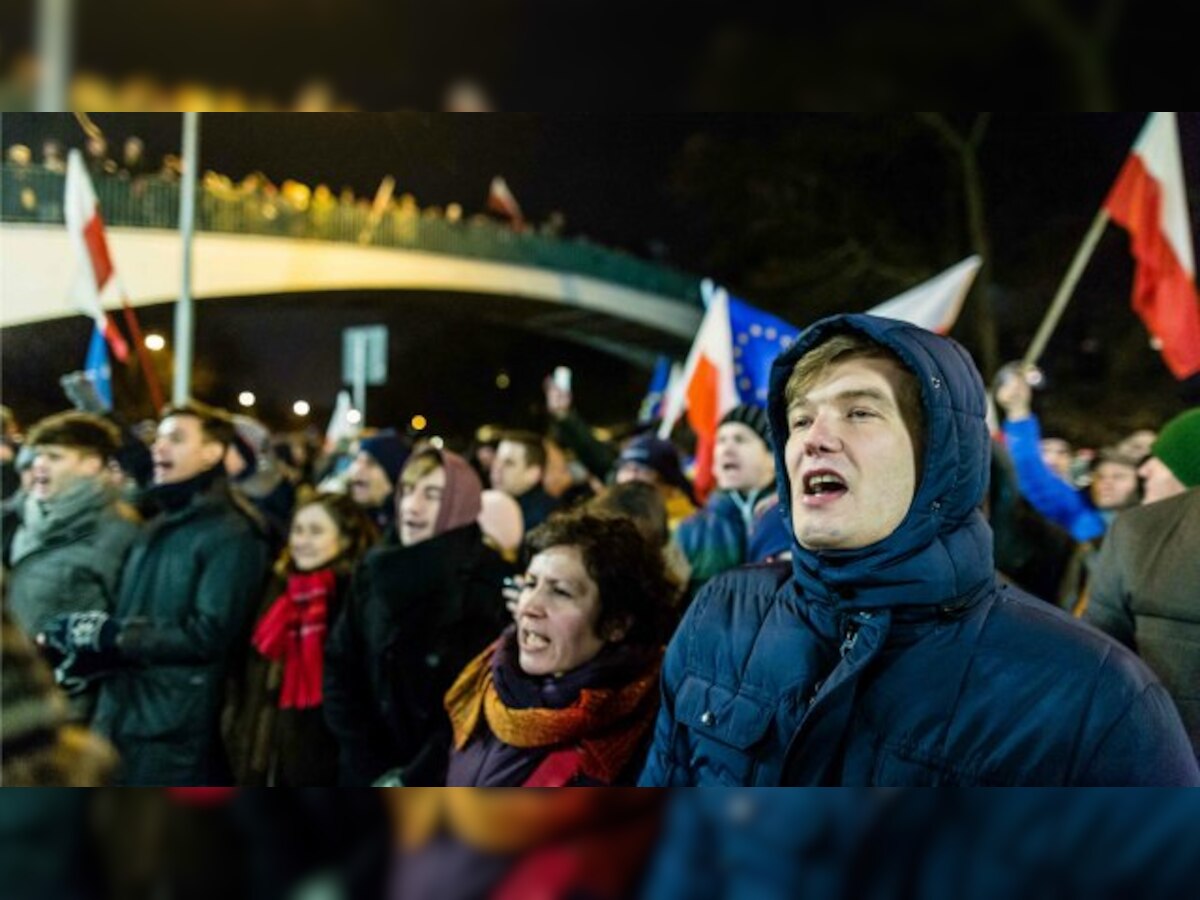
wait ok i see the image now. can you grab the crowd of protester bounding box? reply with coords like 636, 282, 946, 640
3, 309, 1200, 793
3, 135, 567, 242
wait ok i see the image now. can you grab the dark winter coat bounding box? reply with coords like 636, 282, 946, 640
639, 313, 1198, 786
322, 523, 511, 785
516, 485, 560, 531
91, 475, 271, 785
1084, 488, 1200, 756
224, 571, 351, 786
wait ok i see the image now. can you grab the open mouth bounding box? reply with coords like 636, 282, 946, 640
802, 470, 848, 503
520, 628, 550, 650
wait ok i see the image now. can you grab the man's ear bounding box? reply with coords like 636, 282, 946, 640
201, 440, 227, 469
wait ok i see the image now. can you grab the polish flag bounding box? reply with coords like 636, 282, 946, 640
658, 288, 739, 499
487, 176, 525, 227
866, 255, 982, 334
1103, 112, 1200, 380
65, 149, 130, 362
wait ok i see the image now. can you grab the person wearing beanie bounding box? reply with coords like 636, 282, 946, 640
225, 414, 297, 552
324, 448, 512, 786
1139, 407, 1200, 504
1085, 456, 1200, 754
675, 403, 788, 593
40, 401, 271, 785
615, 436, 698, 532
5, 411, 141, 721
347, 430, 411, 532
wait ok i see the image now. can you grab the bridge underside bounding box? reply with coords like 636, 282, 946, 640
0, 225, 703, 367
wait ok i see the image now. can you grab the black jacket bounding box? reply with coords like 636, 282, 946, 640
323, 524, 511, 785
92, 476, 271, 785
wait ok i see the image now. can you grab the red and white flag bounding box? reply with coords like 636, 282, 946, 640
65, 149, 130, 362
487, 176, 525, 227
866, 255, 981, 334
657, 288, 739, 499
1103, 112, 1200, 380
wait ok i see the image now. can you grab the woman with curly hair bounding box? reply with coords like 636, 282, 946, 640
444, 511, 677, 786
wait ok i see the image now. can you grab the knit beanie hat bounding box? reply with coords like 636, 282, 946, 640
358, 430, 410, 487
616, 436, 696, 501
1151, 407, 1200, 488
719, 404, 773, 451
432, 450, 484, 537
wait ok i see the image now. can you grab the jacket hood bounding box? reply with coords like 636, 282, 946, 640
767, 313, 994, 610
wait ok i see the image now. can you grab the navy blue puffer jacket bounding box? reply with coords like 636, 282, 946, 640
639, 314, 1198, 786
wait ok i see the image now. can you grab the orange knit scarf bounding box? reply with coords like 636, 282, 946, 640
445, 638, 663, 785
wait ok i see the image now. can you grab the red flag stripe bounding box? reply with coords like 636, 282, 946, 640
82, 210, 115, 290
1105, 154, 1200, 380
102, 313, 131, 363
686, 355, 721, 501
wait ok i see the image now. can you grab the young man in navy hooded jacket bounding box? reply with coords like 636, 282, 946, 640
639, 313, 1198, 786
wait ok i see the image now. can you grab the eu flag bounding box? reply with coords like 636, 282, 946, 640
727, 296, 799, 406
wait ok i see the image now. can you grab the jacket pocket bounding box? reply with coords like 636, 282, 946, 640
675, 675, 775, 785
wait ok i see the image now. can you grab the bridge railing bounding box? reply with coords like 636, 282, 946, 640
1, 165, 702, 305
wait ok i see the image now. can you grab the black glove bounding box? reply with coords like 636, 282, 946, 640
38, 611, 121, 655
37, 612, 123, 695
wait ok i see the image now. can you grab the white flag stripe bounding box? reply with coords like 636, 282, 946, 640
1132, 112, 1194, 276
865, 255, 982, 333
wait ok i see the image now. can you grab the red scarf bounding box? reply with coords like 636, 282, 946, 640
252, 568, 336, 709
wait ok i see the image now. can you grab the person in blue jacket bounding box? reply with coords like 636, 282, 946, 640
639, 313, 1198, 786
994, 369, 1140, 541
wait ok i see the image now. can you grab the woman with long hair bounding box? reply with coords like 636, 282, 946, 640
227, 491, 376, 785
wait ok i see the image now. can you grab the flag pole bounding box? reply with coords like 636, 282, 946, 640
172, 112, 200, 406
1021, 207, 1110, 370
117, 283, 165, 412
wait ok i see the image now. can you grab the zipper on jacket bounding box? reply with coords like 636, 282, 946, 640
839, 620, 861, 658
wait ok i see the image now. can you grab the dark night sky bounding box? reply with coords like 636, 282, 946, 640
3, 114, 1197, 445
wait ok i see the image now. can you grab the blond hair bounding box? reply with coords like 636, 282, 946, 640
785, 332, 925, 454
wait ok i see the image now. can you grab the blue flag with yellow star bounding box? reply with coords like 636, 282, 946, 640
728, 295, 799, 407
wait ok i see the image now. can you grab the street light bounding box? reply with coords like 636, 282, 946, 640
411, 414, 427, 432
145, 333, 166, 352
495, 371, 510, 390
237, 391, 256, 408
347, 409, 363, 425
293, 400, 310, 417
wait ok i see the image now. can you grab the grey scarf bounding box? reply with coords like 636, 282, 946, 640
10, 478, 114, 565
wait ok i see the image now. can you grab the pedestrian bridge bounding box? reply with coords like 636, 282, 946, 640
0, 166, 703, 363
